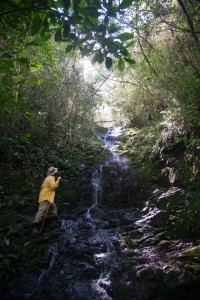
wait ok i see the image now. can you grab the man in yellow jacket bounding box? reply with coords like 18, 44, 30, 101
32, 166, 61, 235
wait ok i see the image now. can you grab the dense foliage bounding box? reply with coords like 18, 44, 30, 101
0, 0, 200, 285
99, 0, 200, 186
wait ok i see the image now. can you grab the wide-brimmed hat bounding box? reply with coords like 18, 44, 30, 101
47, 166, 58, 176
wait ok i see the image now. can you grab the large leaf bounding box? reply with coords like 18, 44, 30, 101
105, 57, 113, 69
55, 29, 62, 42
40, 31, 51, 41
118, 58, 125, 72
57, 0, 71, 11
119, 0, 133, 9
120, 47, 129, 56
117, 32, 134, 41
93, 52, 104, 64
126, 40, 135, 48
124, 57, 136, 65
66, 44, 73, 52
108, 24, 120, 34
91, 0, 102, 9
84, 7, 100, 18
63, 24, 71, 38
30, 16, 43, 35
107, 40, 122, 53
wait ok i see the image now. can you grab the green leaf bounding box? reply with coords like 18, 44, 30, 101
55, 29, 62, 42
30, 16, 43, 35
118, 58, 125, 72
66, 44, 73, 53
126, 40, 135, 47
117, 32, 134, 41
193, 70, 200, 79
27, 40, 40, 46
119, 0, 133, 9
107, 40, 122, 53
40, 32, 51, 41
21, 133, 31, 142
63, 24, 71, 38
93, 52, 104, 64
57, 0, 71, 11
107, 7, 117, 17
114, 52, 121, 59
16, 57, 29, 65
26, 111, 35, 117
84, 7, 100, 18
108, 24, 119, 34
30, 63, 41, 71
120, 47, 129, 56
105, 57, 113, 69
124, 57, 136, 65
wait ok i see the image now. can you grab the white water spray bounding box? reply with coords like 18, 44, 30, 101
86, 166, 102, 219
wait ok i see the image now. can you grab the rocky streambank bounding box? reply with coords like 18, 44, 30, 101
1, 185, 200, 300
0, 127, 200, 300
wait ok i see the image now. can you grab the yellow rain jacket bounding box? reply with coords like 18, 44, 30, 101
38, 176, 60, 204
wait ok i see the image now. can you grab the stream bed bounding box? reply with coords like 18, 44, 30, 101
1, 127, 200, 300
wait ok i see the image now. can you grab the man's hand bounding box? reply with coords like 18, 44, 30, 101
58, 177, 62, 181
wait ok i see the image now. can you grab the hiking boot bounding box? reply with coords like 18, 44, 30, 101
49, 221, 60, 229
32, 223, 40, 236
48, 216, 60, 229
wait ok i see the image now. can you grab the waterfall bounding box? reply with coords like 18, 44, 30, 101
86, 166, 102, 219
87, 126, 124, 219
92, 166, 103, 206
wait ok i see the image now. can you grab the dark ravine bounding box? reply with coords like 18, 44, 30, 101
1, 127, 200, 300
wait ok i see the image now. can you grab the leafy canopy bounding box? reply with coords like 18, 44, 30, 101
0, 0, 135, 70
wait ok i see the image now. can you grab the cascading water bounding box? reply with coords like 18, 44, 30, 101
99, 126, 124, 165
87, 126, 124, 219
86, 166, 102, 219
81, 126, 125, 300
2, 127, 198, 300
4, 126, 141, 300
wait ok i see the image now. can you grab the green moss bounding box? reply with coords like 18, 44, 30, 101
120, 240, 127, 248
155, 240, 171, 252
122, 257, 133, 269
185, 246, 200, 261
142, 236, 161, 246
128, 230, 143, 239
184, 264, 200, 274
127, 239, 139, 248
184, 264, 200, 282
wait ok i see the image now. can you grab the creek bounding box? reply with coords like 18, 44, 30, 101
40, 126, 141, 300
2, 127, 199, 300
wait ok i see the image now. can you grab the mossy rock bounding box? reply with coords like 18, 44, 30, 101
155, 240, 171, 252
128, 230, 143, 239
142, 236, 161, 247
127, 239, 140, 248
121, 256, 134, 270
120, 239, 127, 249
155, 188, 184, 210
184, 246, 200, 262
184, 264, 200, 275
150, 211, 169, 227
184, 264, 200, 284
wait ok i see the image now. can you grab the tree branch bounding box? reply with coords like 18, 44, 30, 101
176, 0, 199, 45
159, 15, 200, 34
